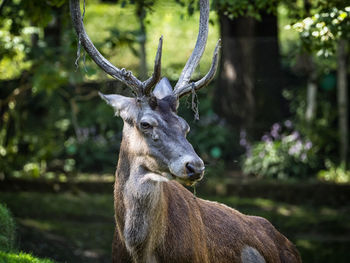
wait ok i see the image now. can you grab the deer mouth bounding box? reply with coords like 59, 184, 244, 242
170, 172, 203, 186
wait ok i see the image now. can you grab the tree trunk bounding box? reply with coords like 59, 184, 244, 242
337, 39, 348, 166
304, 0, 318, 124
305, 72, 317, 122
44, 8, 62, 49
214, 15, 255, 130
214, 12, 284, 138
253, 12, 285, 137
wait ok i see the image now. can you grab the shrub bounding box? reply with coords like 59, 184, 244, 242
242, 121, 317, 179
0, 251, 53, 263
317, 161, 350, 183
0, 204, 15, 252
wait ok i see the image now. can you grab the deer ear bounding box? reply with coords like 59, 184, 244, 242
99, 92, 137, 120
153, 77, 173, 99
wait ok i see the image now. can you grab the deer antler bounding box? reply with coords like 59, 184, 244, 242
173, 0, 221, 98
69, 0, 162, 97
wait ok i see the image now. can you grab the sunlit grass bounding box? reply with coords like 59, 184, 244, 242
0, 251, 54, 263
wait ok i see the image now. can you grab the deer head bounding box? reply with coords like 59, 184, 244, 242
70, 0, 220, 185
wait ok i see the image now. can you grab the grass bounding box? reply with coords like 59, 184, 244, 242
0, 204, 15, 252
0, 251, 53, 263
0, 192, 114, 263
0, 186, 349, 263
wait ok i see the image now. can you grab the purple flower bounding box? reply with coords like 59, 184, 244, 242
272, 123, 281, 131
270, 123, 281, 139
271, 129, 279, 139
301, 153, 307, 161
289, 141, 302, 156
288, 146, 297, 155
284, 120, 293, 128
305, 141, 312, 150
290, 131, 300, 141
240, 129, 246, 139
262, 135, 272, 143
240, 138, 247, 146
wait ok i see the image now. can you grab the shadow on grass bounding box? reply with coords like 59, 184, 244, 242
0, 192, 114, 263
0, 188, 349, 263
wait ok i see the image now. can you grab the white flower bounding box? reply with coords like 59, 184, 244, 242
316, 22, 325, 28
332, 19, 339, 24
312, 31, 320, 37
303, 17, 314, 29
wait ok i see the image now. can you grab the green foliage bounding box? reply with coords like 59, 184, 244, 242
287, 6, 350, 56
283, 81, 339, 169
0, 251, 54, 263
242, 122, 316, 179
0, 204, 15, 252
212, 0, 278, 19
318, 161, 350, 183
0, 85, 124, 179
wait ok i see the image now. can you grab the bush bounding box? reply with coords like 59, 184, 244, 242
283, 80, 339, 170
0, 251, 53, 263
317, 161, 350, 183
0, 204, 15, 252
242, 121, 317, 179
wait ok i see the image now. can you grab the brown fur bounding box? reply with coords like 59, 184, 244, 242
112, 169, 301, 263
109, 91, 301, 263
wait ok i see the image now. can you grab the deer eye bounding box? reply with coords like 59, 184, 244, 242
140, 121, 152, 129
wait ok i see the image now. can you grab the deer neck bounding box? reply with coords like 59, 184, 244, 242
114, 125, 167, 262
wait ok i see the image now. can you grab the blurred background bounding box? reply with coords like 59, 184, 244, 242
0, 0, 349, 262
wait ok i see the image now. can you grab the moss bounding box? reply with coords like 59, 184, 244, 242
0, 251, 54, 263
0, 203, 15, 252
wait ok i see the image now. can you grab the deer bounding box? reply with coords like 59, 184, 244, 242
70, 0, 302, 262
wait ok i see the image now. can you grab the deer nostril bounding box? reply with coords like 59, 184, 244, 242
185, 163, 205, 180
186, 163, 196, 174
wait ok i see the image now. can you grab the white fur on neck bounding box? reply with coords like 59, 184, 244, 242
142, 173, 170, 183
123, 167, 165, 262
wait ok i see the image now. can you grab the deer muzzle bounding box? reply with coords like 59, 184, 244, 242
185, 162, 205, 181
169, 155, 205, 184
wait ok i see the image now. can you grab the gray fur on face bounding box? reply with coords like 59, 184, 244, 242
100, 93, 203, 181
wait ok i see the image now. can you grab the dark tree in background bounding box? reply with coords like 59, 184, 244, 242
215, 15, 255, 130
213, 1, 287, 139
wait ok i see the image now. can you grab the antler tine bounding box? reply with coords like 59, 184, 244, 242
70, 0, 143, 95
173, 0, 210, 93
143, 36, 163, 95
175, 39, 221, 98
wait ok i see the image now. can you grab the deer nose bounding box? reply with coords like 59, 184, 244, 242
185, 162, 205, 181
